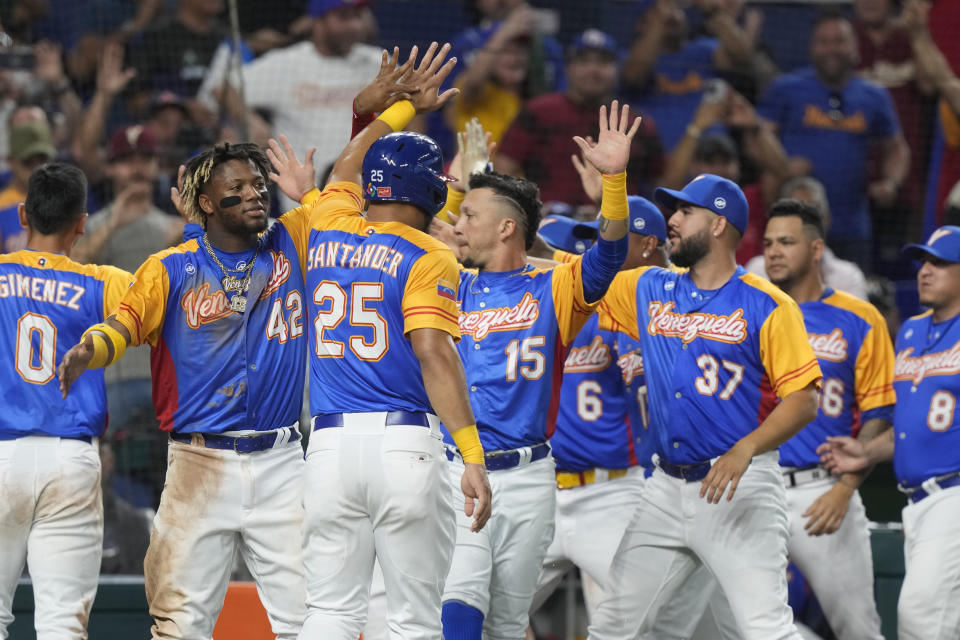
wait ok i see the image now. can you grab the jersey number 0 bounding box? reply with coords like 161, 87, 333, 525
15, 313, 56, 384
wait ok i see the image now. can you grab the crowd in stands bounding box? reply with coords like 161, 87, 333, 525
1, 0, 959, 573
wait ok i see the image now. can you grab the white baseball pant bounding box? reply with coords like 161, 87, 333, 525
0, 436, 103, 640
444, 455, 556, 639
898, 484, 960, 640
783, 476, 883, 640
588, 451, 802, 640
299, 413, 454, 640
145, 432, 305, 640
532, 468, 645, 618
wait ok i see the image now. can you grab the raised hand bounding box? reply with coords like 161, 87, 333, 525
266, 134, 317, 202
353, 46, 419, 115
571, 146, 602, 204
407, 42, 460, 114
573, 100, 643, 176
96, 41, 136, 97
449, 117, 493, 191
169, 165, 188, 220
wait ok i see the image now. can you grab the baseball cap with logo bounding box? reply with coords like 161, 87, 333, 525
538, 214, 597, 254
583, 196, 666, 243
568, 29, 619, 60
654, 174, 749, 236
9, 121, 55, 162
308, 0, 370, 17
902, 226, 960, 263
108, 126, 157, 162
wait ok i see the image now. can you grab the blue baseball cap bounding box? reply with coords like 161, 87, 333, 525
538, 215, 597, 254
568, 29, 619, 60
902, 226, 960, 263
583, 196, 666, 243
308, 0, 369, 17
654, 174, 749, 236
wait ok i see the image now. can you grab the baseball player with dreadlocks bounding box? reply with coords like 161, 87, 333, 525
59, 142, 314, 639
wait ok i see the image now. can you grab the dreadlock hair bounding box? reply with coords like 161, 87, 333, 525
179, 142, 271, 226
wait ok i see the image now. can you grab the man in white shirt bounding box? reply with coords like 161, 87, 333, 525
229, 0, 382, 210
746, 176, 869, 300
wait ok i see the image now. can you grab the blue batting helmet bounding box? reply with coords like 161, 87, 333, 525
362, 132, 450, 216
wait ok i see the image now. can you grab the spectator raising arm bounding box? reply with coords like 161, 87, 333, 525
71, 43, 136, 183
902, 0, 960, 117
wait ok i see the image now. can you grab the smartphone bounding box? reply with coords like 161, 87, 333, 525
703, 78, 729, 104
0, 47, 35, 71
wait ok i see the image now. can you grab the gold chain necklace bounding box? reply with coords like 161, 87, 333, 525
201, 233, 260, 313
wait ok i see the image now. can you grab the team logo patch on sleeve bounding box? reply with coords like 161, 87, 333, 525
437, 279, 457, 301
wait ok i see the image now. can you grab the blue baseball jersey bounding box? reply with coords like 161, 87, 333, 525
449, 255, 598, 452
892, 309, 960, 486
0, 250, 132, 439
779, 289, 895, 468
301, 183, 461, 416
616, 329, 657, 469
757, 69, 900, 241
550, 311, 644, 472
113, 210, 308, 434
601, 265, 822, 464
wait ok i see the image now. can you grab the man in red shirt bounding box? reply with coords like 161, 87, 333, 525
496, 29, 664, 213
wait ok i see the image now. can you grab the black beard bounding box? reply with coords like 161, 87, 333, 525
461, 257, 483, 270
670, 229, 711, 268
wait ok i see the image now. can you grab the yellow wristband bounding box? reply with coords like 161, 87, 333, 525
437, 185, 465, 223
85, 331, 110, 369
83, 322, 128, 367
451, 424, 485, 465
376, 100, 416, 132
600, 172, 628, 221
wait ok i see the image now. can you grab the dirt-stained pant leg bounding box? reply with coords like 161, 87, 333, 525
145, 440, 236, 640
0, 438, 102, 640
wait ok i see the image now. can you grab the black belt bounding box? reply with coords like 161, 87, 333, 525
311, 411, 431, 430
899, 472, 960, 504
658, 459, 712, 482
170, 427, 300, 454
446, 442, 551, 471
782, 465, 829, 488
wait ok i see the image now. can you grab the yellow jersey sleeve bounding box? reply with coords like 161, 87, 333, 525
97, 265, 135, 318
402, 249, 461, 339
759, 302, 823, 398
854, 307, 896, 413
309, 181, 365, 229
551, 256, 601, 346
552, 249, 576, 264
596, 268, 646, 340
113, 255, 170, 347
277, 187, 324, 275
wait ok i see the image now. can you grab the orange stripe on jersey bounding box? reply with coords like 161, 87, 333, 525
774, 358, 820, 394
405, 305, 458, 322
118, 303, 143, 343
405, 309, 459, 322
860, 385, 894, 399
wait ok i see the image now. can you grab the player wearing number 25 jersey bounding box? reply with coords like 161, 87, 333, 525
0, 164, 133, 638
